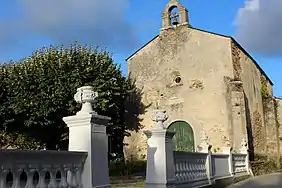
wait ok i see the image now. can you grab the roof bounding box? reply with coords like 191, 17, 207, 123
126, 27, 273, 85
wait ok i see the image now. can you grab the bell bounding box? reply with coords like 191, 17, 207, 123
172, 17, 179, 26
171, 12, 179, 26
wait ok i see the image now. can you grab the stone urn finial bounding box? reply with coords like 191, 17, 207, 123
74, 86, 98, 115
201, 131, 208, 143
222, 136, 231, 147
152, 109, 168, 129
240, 138, 248, 153
198, 131, 210, 152
241, 138, 248, 147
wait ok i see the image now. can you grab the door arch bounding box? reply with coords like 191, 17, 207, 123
168, 121, 195, 152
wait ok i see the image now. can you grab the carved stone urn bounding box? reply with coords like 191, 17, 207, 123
151, 109, 168, 129
74, 86, 98, 115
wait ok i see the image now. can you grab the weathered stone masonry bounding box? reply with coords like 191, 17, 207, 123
124, 0, 282, 161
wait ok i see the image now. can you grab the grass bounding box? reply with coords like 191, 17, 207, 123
111, 180, 145, 188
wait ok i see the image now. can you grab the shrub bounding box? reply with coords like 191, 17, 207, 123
109, 160, 146, 177
250, 153, 280, 176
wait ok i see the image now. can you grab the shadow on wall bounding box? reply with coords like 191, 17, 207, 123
244, 94, 255, 161
106, 73, 151, 162
146, 147, 157, 179
121, 73, 151, 161
124, 73, 150, 133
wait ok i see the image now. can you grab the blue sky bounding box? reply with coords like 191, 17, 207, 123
0, 0, 281, 96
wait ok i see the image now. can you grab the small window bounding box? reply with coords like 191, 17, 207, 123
175, 76, 181, 83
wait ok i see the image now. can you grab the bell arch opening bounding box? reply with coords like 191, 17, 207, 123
168, 120, 195, 151
169, 6, 180, 26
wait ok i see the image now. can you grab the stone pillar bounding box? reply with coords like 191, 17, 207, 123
63, 86, 111, 188
144, 109, 176, 188
198, 132, 213, 184
240, 139, 250, 174
231, 90, 247, 149
264, 98, 277, 156
222, 146, 234, 176
178, 6, 189, 25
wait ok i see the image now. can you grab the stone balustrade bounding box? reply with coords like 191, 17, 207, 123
232, 153, 248, 174
211, 153, 231, 179
145, 109, 251, 188
0, 149, 87, 187
174, 151, 208, 185
0, 86, 110, 188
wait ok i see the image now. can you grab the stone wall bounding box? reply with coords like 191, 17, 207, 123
125, 25, 280, 161
263, 97, 280, 157
231, 41, 271, 155
126, 26, 235, 160
277, 98, 282, 155
224, 41, 249, 151
224, 77, 247, 151
277, 98, 282, 125
231, 41, 282, 159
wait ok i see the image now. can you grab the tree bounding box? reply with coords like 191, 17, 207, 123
0, 43, 145, 160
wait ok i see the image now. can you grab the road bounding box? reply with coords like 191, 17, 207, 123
227, 173, 282, 188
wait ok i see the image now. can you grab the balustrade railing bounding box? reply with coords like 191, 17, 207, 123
0, 150, 87, 188
232, 153, 248, 174
174, 151, 208, 184
172, 150, 250, 187
211, 154, 230, 179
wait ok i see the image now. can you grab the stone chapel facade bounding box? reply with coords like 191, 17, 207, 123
124, 0, 282, 160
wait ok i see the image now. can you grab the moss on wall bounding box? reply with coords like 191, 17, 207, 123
260, 75, 281, 167
261, 76, 270, 99
260, 76, 271, 154
252, 110, 266, 152
274, 99, 281, 167
231, 41, 242, 80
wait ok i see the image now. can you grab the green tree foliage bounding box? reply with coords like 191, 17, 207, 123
0, 43, 145, 160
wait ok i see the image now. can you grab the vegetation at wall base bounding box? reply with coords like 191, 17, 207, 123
109, 160, 146, 177
0, 43, 145, 161
250, 153, 282, 176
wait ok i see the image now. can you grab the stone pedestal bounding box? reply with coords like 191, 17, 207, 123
63, 86, 111, 188
144, 110, 176, 188
222, 147, 234, 176
240, 139, 250, 174
198, 131, 213, 184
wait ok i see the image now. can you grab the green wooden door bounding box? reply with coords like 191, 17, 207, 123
168, 121, 195, 151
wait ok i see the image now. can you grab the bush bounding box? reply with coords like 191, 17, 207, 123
251, 160, 278, 176
250, 153, 280, 176
109, 160, 146, 177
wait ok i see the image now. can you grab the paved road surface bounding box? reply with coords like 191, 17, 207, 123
228, 173, 282, 188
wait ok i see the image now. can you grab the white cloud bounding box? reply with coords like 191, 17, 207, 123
234, 0, 282, 56
0, 0, 139, 53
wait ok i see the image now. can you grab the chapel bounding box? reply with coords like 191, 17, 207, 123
124, 0, 282, 160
